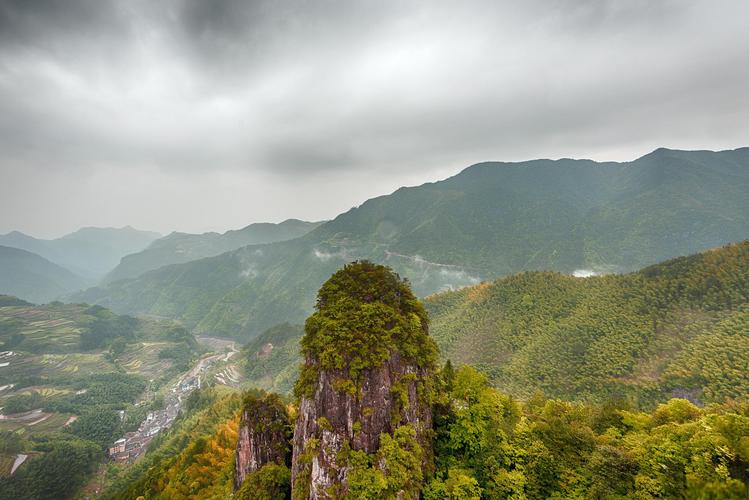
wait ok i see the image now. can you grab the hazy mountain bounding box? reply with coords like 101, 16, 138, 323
0, 246, 86, 303
104, 219, 323, 283
0, 226, 161, 282
73, 147, 749, 339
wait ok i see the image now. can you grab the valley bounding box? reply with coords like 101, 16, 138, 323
2, 151, 749, 498
107, 341, 241, 464
0, 299, 247, 497
3, 1, 748, 496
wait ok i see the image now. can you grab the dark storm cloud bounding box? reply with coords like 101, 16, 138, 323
1, 0, 748, 236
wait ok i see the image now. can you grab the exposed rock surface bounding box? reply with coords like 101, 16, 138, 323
292, 353, 432, 498
234, 392, 292, 490
290, 261, 437, 499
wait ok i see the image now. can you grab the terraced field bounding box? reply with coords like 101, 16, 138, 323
0, 297, 203, 481
0, 351, 111, 386
0, 303, 91, 354
118, 342, 176, 378
0, 409, 73, 433
0, 454, 15, 476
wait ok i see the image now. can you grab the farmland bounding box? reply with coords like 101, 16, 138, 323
0, 297, 203, 487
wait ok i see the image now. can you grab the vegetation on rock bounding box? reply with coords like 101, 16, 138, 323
234, 391, 292, 491
296, 260, 438, 396
292, 261, 437, 498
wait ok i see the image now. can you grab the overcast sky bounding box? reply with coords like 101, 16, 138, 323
1, 0, 748, 238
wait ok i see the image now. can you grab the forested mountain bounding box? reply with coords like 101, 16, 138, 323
102, 378, 749, 499
236, 242, 749, 408
426, 240, 749, 406
0, 246, 86, 303
0, 226, 160, 282
100, 262, 749, 500
73, 147, 749, 339
104, 219, 323, 283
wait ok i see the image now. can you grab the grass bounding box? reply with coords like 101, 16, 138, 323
0, 411, 73, 433
0, 454, 16, 477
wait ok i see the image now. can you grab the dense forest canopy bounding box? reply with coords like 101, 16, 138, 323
101, 369, 749, 499
426, 241, 749, 406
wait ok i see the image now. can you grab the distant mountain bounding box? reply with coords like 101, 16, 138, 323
426, 240, 749, 405
104, 219, 323, 283
0, 226, 161, 282
74, 147, 749, 339
0, 246, 86, 303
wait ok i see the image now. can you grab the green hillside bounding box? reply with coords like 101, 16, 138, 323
0, 246, 86, 303
104, 219, 323, 283
102, 386, 242, 500
0, 297, 202, 496
426, 241, 749, 406
241, 323, 303, 395
88, 259, 749, 499
98, 379, 749, 499
0, 298, 199, 421
74, 147, 749, 339
0, 226, 160, 282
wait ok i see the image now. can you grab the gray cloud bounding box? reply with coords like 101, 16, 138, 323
1, 0, 748, 237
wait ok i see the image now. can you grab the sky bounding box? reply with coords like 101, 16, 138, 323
1, 0, 748, 238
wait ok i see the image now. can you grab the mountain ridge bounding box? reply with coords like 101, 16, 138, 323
0, 226, 161, 282
73, 147, 749, 339
104, 218, 323, 283
0, 245, 86, 303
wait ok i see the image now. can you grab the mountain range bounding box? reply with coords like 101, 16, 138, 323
0, 246, 86, 304
73, 147, 749, 339
0, 226, 161, 283
0, 220, 322, 304
237, 241, 749, 407
104, 219, 322, 283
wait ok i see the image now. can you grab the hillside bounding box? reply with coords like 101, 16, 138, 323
100, 381, 749, 499
426, 241, 749, 406
104, 219, 323, 283
0, 297, 202, 495
98, 263, 749, 500
101, 386, 243, 499
238, 242, 749, 408
0, 226, 160, 282
73, 147, 749, 339
0, 246, 86, 303
0, 298, 200, 400
240, 323, 303, 395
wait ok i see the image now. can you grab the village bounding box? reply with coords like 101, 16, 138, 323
107, 349, 235, 463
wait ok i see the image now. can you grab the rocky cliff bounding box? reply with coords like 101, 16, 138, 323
234, 392, 292, 491
290, 261, 438, 499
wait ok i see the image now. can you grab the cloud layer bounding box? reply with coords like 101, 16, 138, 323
1, 0, 748, 237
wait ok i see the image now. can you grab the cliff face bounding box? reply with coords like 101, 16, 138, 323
292, 353, 432, 498
290, 261, 438, 499
234, 392, 292, 490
